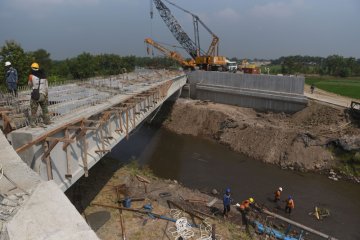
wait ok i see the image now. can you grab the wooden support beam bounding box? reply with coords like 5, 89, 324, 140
42, 139, 60, 160
43, 141, 53, 180
16, 117, 86, 153
95, 149, 110, 153
84, 120, 100, 123
132, 107, 136, 128
64, 129, 72, 179
98, 125, 106, 153
116, 111, 123, 133
63, 126, 80, 130
46, 137, 75, 143
125, 109, 129, 140
62, 127, 86, 150
81, 124, 89, 177
110, 107, 128, 111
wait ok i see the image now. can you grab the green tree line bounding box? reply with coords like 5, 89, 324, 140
272, 55, 360, 77
1, 40, 179, 88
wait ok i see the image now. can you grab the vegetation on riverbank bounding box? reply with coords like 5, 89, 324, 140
333, 149, 360, 177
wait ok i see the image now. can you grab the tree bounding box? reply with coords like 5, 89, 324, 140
0, 40, 32, 86
30, 49, 52, 73
68, 52, 95, 79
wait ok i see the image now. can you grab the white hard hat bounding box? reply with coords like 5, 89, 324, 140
5, 61, 11, 67
279, 187, 283, 192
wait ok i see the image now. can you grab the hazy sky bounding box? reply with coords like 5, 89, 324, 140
0, 0, 359, 60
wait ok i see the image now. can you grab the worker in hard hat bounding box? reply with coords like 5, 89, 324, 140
223, 188, 232, 218
28, 63, 50, 127
237, 197, 255, 226
285, 196, 295, 214
4, 61, 18, 97
274, 187, 283, 202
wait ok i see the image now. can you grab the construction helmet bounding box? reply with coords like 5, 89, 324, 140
249, 198, 254, 203
225, 188, 231, 194
5, 61, 11, 67
288, 196, 292, 200
31, 62, 39, 71
279, 187, 283, 192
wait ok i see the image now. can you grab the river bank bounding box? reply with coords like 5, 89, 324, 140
161, 99, 360, 181
65, 121, 360, 239
73, 164, 258, 240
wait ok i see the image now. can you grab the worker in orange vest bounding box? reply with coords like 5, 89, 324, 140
274, 187, 283, 202
236, 198, 254, 226
285, 196, 295, 214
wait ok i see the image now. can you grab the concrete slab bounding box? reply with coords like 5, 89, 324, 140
6, 181, 99, 240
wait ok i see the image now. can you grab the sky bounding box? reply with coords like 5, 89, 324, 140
0, 0, 359, 60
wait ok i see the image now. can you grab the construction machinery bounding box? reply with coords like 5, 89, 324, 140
349, 101, 360, 120
151, 0, 227, 71
239, 60, 261, 74
145, 38, 195, 69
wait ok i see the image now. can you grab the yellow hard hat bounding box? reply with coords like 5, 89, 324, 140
249, 198, 254, 203
31, 62, 39, 70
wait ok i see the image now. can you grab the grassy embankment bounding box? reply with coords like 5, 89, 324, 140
305, 76, 360, 99
305, 76, 360, 177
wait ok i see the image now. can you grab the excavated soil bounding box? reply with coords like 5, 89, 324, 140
83, 166, 258, 240
162, 99, 360, 172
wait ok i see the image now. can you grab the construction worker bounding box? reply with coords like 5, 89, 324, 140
4, 61, 18, 97
223, 188, 232, 218
237, 197, 255, 226
285, 196, 295, 214
274, 187, 283, 202
28, 62, 50, 127
310, 84, 315, 94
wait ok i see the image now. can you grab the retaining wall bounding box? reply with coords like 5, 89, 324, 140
184, 71, 307, 113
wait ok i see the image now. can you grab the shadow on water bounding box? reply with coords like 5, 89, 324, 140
66, 122, 360, 240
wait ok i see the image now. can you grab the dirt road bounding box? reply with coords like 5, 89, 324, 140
304, 84, 358, 108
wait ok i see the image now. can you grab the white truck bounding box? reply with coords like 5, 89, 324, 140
226, 59, 238, 72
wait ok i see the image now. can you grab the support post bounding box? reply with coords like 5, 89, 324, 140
43, 141, 53, 180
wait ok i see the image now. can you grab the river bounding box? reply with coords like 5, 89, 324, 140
69, 124, 360, 240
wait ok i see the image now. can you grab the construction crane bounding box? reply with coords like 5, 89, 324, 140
151, 0, 227, 71
145, 38, 195, 69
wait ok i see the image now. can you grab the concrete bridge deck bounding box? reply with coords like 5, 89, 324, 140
4, 69, 186, 191
0, 69, 186, 239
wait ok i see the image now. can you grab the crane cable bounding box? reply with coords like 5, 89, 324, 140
149, 0, 154, 56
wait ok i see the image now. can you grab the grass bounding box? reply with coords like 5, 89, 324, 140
329, 146, 360, 177
124, 160, 157, 180
305, 76, 360, 99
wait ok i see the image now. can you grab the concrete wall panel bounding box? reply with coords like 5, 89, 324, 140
186, 71, 307, 113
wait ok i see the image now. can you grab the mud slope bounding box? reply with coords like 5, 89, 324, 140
163, 99, 360, 171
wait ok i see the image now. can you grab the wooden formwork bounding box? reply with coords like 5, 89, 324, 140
13, 80, 174, 181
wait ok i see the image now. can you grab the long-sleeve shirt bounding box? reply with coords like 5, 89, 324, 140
5, 67, 18, 85
223, 194, 231, 206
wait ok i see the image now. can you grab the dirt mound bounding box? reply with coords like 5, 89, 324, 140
163, 99, 358, 171
292, 102, 344, 127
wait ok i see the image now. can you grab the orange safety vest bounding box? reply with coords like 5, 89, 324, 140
286, 199, 295, 209
240, 200, 250, 210
275, 190, 281, 200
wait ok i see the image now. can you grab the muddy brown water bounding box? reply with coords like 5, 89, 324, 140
68, 125, 360, 240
